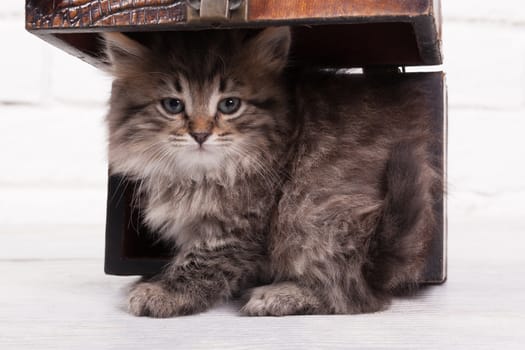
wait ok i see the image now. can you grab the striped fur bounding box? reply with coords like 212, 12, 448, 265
104, 28, 439, 317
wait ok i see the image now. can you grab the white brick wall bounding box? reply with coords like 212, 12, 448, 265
2, 0, 24, 17
443, 22, 525, 109
0, 2, 524, 251
0, 3, 110, 233
443, 0, 525, 24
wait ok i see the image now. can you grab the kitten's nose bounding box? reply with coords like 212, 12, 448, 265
189, 132, 211, 145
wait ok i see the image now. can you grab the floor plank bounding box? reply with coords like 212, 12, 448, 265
1, 258, 523, 350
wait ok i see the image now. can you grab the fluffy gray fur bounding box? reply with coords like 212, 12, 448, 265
103, 27, 439, 317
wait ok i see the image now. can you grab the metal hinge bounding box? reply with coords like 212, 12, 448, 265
186, 0, 247, 23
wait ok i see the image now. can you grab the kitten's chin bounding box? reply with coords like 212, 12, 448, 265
110, 145, 235, 183
176, 147, 227, 178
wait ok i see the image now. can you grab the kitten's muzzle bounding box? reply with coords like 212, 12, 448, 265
189, 132, 211, 145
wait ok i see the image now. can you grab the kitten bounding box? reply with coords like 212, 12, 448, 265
103, 27, 439, 317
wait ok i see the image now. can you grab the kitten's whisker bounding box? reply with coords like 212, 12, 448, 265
235, 145, 280, 183
244, 142, 291, 182
227, 145, 279, 191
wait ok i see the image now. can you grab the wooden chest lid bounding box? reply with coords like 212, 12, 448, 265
26, 0, 442, 68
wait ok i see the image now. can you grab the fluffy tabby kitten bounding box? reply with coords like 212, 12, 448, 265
103, 27, 438, 317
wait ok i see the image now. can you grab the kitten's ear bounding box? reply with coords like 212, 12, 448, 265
247, 27, 291, 73
102, 32, 150, 77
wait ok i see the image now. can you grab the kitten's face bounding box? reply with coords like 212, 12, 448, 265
105, 28, 291, 182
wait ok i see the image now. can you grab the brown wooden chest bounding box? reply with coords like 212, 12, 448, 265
26, 0, 447, 283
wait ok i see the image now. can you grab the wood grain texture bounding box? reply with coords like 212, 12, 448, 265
248, 0, 432, 21
1, 258, 523, 349
26, 0, 186, 29
25, 0, 442, 67
26, 0, 436, 30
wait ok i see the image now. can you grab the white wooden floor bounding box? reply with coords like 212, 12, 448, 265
1, 229, 524, 349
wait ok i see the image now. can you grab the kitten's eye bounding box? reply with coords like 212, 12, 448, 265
161, 98, 185, 115
218, 97, 241, 115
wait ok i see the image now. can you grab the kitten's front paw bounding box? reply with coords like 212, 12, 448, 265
128, 282, 196, 318
240, 282, 320, 316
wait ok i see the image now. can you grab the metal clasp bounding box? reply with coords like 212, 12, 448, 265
186, 0, 246, 23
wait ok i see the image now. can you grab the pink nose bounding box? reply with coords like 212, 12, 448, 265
189, 132, 211, 145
